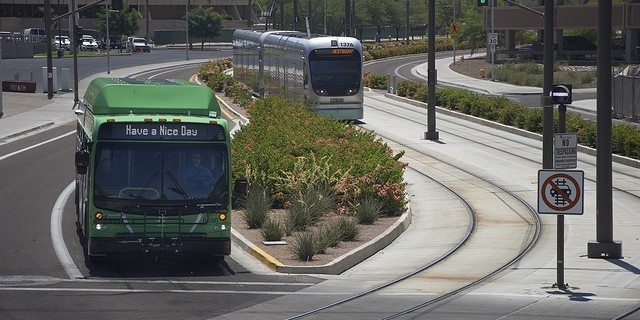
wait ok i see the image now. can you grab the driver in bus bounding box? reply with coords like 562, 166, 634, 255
181, 152, 214, 197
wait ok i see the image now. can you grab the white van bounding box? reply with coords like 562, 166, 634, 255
23, 28, 45, 42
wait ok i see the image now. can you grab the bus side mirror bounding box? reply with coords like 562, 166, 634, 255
232, 177, 248, 208
233, 178, 248, 196
75, 151, 89, 174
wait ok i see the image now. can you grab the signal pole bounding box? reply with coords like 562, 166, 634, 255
425, 0, 439, 141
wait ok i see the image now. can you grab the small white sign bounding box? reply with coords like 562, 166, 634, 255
554, 133, 577, 169
488, 33, 498, 45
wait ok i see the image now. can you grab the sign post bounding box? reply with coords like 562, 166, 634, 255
544, 83, 576, 290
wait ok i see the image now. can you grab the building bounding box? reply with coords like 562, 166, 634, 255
0, 0, 255, 40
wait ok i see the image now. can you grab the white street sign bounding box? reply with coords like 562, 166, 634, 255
488, 33, 498, 45
554, 133, 577, 169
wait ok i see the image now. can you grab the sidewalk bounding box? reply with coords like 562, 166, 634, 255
415, 54, 599, 115
0, 59, 211, 142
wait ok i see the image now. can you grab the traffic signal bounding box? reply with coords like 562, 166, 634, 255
478, 0, 489, 6
75, 25, 83, 47
112, 0, 123, 10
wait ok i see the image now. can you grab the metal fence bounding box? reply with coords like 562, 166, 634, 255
613, 65, 640, 121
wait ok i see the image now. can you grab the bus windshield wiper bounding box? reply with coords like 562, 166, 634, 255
194, 202, 226, 211
166, 170, 189, 200
136, 171, 158, 199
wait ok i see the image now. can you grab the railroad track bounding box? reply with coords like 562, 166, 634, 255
284, 92, 542, 319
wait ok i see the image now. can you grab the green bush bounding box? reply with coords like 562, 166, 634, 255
232, 95, 407, 216
385, 75, 640, 159
351, 196, 383, 224
290, 231, 316, 261
364, 73, 389, 90
261, 218, 285, 242
314, 225, 342, 254
285, 184, 335, 232
334, 216, 359, 241
239, 184, 272, 229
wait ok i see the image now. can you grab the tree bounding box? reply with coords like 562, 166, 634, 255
187, 6, 224, 51
96, 7, 140, 49
456, 7, 485, 54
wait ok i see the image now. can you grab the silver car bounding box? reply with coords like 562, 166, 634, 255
81, 35, 98, 51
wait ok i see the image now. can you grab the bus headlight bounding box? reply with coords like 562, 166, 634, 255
347, 88, 358, 95
95, 224, 108, 230
314, 88, 328, 96
218, 213, 227, 221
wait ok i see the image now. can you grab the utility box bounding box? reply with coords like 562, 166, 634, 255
42, 67, 58, 93
59, 68, 71, 92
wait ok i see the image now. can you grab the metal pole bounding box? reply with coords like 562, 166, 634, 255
453, 0, 456, 65
45, 0, 54, 99
556, 104, 567, 290
588, 0, 622, 258
0, 41, 3, 118
72, 0, 79, 103
425, 0, 439, 141
542, 0, 554, 170
323, 0, 327, 35
107, 5, 110, 74
185, 0, 189, 60
490, 0, 495, 81
405, 0, 409, 45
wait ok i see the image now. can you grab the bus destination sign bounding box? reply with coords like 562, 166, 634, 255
98, 122, 225, 141
314, 48, 355, 56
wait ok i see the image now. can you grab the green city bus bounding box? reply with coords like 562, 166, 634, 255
74, 77, 238, 260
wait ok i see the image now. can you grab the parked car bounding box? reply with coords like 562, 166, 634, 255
127, 37, 150, 52
80, 35, 98, 51
0, 31, 13, 42
53, 35, 71, 50
23, 27, 45, 42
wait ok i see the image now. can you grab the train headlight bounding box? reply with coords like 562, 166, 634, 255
314, 88, 328, 96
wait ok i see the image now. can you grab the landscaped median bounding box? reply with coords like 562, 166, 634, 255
230, 208, 412, 274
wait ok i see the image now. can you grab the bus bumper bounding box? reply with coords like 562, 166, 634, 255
88, 237, 231, 256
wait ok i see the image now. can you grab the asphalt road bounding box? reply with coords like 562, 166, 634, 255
0, 50, 321, 320
363, 53, 597, 108
1, 48, 232, 93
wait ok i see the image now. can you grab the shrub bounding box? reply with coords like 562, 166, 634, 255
239, 184, 272, 229
285, 184, 335, 232
334, 216, 359, 241
232, 95, 407, 216
290, 231, 316, 261
364, 73, 389, 90
351, 196, 383, 224
261, 218, 285, 242
316, 224, 343, 252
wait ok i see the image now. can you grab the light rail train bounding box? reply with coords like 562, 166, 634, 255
232, 29, 364, 120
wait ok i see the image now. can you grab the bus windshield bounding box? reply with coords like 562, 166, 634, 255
93, 142, 229, 211
308, 51, 361, 95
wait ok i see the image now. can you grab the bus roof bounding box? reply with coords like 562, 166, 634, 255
83, 77, 220, 117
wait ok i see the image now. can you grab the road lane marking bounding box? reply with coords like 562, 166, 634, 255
51, 181, 84, 279
0, 131, 74, 161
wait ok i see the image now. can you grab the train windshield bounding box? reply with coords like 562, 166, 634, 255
93, 142, 229, 211
309, 49, 361, 96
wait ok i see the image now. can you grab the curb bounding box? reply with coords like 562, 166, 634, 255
385, 93, 640, 169
0, 121, 54, 142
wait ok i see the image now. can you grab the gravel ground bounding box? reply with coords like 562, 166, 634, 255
449, 56, 598, 88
